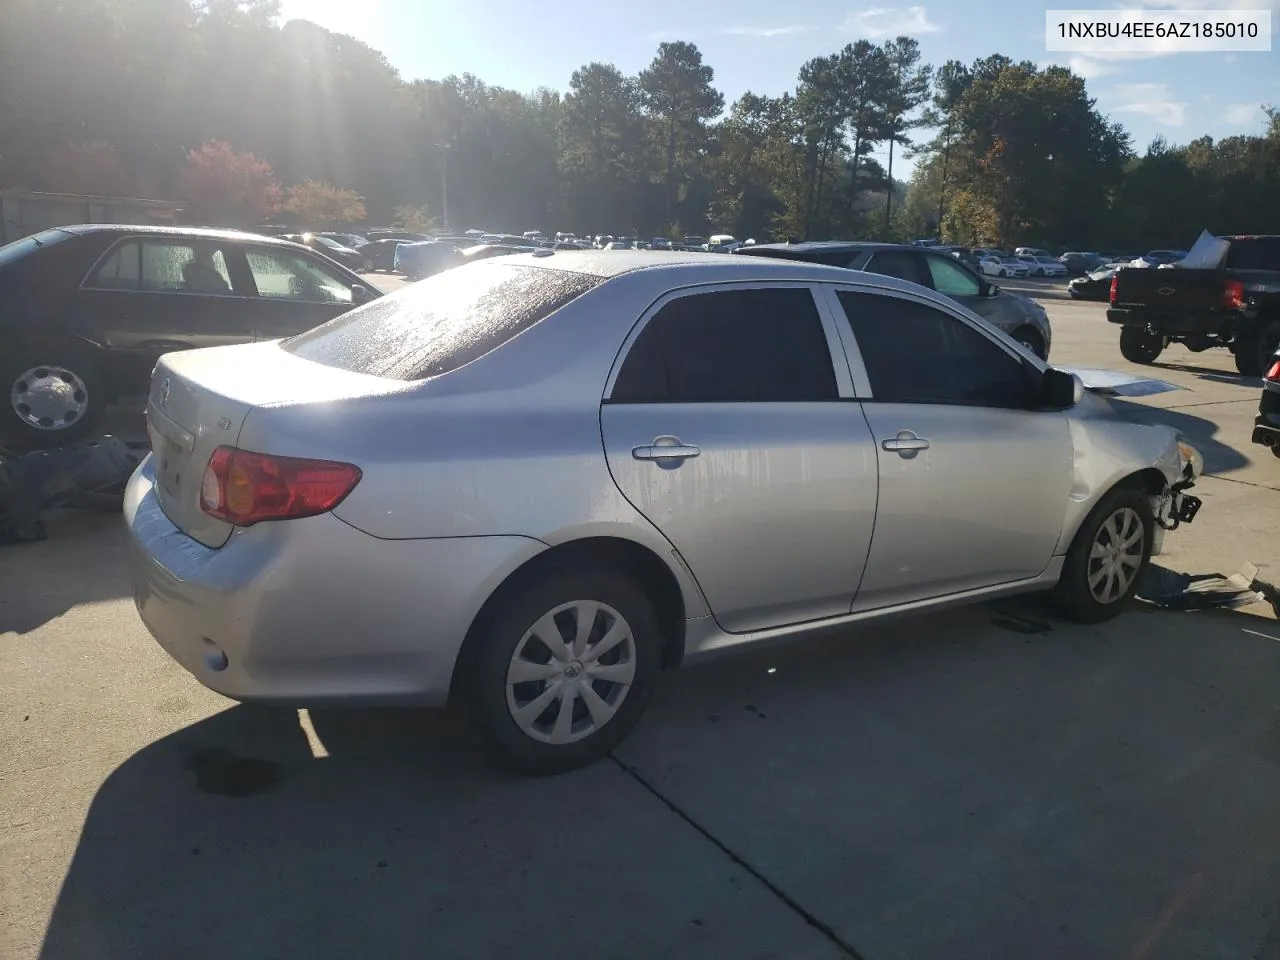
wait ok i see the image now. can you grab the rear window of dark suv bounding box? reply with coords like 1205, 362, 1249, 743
283, 262, 601, 380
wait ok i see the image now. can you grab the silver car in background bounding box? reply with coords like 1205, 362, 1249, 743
125, 253, 1203, 774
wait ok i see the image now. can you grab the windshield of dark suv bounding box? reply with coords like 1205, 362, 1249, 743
0, 228, 74, 269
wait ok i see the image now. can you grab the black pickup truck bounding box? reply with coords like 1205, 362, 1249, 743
1106, 235, 1280, 376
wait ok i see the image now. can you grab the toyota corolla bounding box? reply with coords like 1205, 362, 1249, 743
125, 251, 1203, 774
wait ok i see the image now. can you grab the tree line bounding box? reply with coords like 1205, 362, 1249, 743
2, 0, 1277, 250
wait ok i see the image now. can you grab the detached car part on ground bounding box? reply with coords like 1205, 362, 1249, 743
0, 225, 380, 450
125, 253, 1203, 776
1106, 232, 1280, 376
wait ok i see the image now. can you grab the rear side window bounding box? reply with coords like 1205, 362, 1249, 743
283, 263, 600, 380
836, 291, 1032, 409
610, 287, 837, 403
1225, 238, 1280, 271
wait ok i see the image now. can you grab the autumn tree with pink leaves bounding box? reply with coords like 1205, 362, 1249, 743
176, 140, 282, 226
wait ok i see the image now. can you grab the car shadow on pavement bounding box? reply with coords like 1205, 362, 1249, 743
0, 511, 131, 635
36, 701, 837, 960
1107, 399, 1249, 475
1149, 360, 1263, 390
612, 600, 1280, 960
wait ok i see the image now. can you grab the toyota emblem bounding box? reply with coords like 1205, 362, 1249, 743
157, 377, 171, 407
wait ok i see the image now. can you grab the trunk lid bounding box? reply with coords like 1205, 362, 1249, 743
1111, 265, 1226, 314
146, 341, 394, 548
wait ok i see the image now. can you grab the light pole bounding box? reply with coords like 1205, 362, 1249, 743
436, 143, 450, 231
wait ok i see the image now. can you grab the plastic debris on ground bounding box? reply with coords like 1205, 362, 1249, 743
0, 437, 143, 544
1136, 561, 1272, 613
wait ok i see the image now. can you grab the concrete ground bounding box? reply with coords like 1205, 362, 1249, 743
3, 280, 1279, 960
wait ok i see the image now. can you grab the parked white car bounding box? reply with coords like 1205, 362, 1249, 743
980, 256, 1030, 278
1015, 247, 1054, 259
978, 256, 1009, 277
1018, 255, 1068, 278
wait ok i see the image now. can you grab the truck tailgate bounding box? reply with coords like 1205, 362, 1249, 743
1111, 266, 1225, 314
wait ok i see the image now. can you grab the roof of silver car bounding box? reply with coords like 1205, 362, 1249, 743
493, 248, 940, 301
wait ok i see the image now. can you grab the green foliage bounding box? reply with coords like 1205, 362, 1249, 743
1, 3, 1275, 245
285, 180, 367, 228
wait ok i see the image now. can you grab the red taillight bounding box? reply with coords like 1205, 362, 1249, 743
1109, 273, 1119, 304
1266, 359, 1280, 383
1221, 279, 1246, 310
200, 446, 361, 526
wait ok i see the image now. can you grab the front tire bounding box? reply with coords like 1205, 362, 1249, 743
1, 342, 107, 449
1119, 326, 1164, 364
457, 567, 663, 775
1013, 327, 1047, 360
1052, 486, 1154, 623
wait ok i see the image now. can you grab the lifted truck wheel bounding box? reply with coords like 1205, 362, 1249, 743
1119, 327, 1164, 365
1233, 320, 1280, 378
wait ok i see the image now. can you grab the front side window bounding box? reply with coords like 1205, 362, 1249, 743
88, 241, 141, 290
836, 291, 1032, 409
925, 254, 981, 296
610, 287, 837, 404
246, 248, 353, 304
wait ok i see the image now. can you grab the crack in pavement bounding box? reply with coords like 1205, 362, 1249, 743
609, 754, 866, 960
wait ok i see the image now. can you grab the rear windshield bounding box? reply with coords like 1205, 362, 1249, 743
0, 228, 74, 269
1225, 237, 1280, 271
282, 262, 601, 380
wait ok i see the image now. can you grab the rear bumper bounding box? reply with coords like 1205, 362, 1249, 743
1253, 386, 1280, 451
124, 456, 545, 707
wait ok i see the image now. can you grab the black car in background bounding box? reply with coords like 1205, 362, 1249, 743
355, 238, 412, 272
1253, 347, 1280, 459
1067, 265, 1118, 301
0, 225, 379, 447
278, 233, 367, 271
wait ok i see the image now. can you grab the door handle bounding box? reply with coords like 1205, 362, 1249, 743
881, 431, 930, 456
632, 435, 700, 463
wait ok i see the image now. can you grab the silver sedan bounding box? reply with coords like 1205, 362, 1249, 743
125, 252, 1204, 774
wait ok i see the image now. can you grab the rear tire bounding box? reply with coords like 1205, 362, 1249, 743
1, 342, 107, 449
1051, 485, 1154, 624
1233, 320, 1280, 378
456, 567, 663, 775
1119, 327, 1164, 365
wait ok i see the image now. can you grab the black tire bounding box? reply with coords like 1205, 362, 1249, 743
1012, 326, 1047, 360
1051, 485, 1154, 624
360, 257, 374, 272
1233, 320, 1280, 377
0, 342, 107, 449
456, 567, 663, 775
1119, 326, 1164, 364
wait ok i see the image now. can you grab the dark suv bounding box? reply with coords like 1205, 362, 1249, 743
0, 225, 379, 447
735, 241, 1053, 359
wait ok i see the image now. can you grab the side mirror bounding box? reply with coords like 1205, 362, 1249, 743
1041, 367, 1083, 408
351, 283, 371, 305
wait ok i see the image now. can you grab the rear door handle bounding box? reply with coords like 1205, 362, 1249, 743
632, 435, 700, 462
882, 431, 930, 455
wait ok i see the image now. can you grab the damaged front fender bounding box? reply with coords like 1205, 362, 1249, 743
1055, 397, 1204, 556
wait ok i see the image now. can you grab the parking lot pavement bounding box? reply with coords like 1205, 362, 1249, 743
3, 293, 1279, 960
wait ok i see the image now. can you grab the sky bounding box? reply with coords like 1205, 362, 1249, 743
279, 0, 1279, 178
